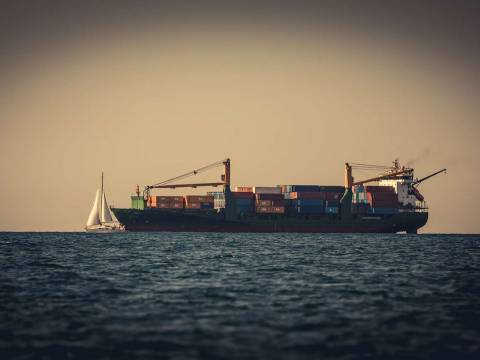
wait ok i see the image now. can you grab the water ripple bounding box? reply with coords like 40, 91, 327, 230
1, 232, 479, 359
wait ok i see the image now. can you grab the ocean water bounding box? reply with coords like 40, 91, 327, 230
1, 232, 479, 360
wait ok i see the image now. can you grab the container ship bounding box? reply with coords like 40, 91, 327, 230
111, 159, 445, 233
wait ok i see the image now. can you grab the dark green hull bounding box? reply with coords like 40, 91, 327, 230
111, 208, 428, 233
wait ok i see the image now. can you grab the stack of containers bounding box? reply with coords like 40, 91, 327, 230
322, 187, 344, 214
324, 191, 341, 214
232, 191, 255, 213
352, 185, 370, 214
280, 185, 345, 214
255, 192, 285, 214
365, 186, 398, 215
185, 195, 214, 210
288, 192, 325, 214
149, 196, 184, 209
208, 191, 225, 209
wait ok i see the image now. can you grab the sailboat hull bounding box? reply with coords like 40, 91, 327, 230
84, 225, 125, 233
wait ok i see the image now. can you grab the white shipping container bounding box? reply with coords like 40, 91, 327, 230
214, 199, 226, 209
253, 186, 282, 194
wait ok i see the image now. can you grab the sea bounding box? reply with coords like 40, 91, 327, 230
1, 232, 479, 360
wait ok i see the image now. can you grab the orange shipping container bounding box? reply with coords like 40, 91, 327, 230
235, 186, 253, 192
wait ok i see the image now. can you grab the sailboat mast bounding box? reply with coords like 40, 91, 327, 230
100, 172, 104, 225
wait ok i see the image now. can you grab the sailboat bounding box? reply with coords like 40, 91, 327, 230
85, 173, 125, 232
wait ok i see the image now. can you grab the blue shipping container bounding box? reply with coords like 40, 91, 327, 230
318, 186, 345, 193
200, 202, 214, 209
236, 198, 254, 205
292, 199, 325, 207
325, 201, 339, 207
325, 206, 339, 214
295, 206, 325, 214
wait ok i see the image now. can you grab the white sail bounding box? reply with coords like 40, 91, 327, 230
86, 189, 101, 227
100, 191, 113, 223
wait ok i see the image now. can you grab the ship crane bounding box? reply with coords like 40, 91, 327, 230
344, 162, 413, 188
412, 168, 447, 188
143, 158, 230, 199
409, 168, 447, 202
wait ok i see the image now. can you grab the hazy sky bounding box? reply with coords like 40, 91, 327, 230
1, 1, 479, 232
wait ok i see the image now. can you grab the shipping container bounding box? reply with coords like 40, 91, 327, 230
256, 206, 285, 214
285, 185, 320, 193
231, 192, 254, 199
208, 191, 225, 200
185, 195, 214, 203
253, 186, 281, 194
325, 206, 339, 214
294, 206, 325, 214
200, 202, 214, 209
214, 199, 225, 209
289, 192, 326, 200
292, 199, 325, 207
325, 200, 339, 208
365, 186, 395, 193
256, 193, 284, 201
235, 186, 253, 192
257, 199, 286, 207
257, 200, 272, 206
186, 203, 201, 209
324, 192, 341, 201
318, 186, 346, 193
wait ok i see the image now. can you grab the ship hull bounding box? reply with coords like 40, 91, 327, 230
111, 208, 428, 234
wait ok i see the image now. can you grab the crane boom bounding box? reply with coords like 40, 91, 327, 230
352, 168, 412, 186
413, 168, 446, 187
148, 182, 225, 189
145, 158, 230, 193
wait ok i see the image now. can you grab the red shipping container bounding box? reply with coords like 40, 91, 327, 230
231, 192, 254, 199
256, 193, 284, 201
185, 195, 213, 203
272, 200, 285, 206
257, 200, 272, 206
186, 203, 201, 209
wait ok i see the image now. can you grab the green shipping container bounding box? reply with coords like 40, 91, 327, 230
131, 196, 146, 210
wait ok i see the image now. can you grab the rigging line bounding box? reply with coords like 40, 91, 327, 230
350, 163, 391, 168
152, 159, 226, 187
